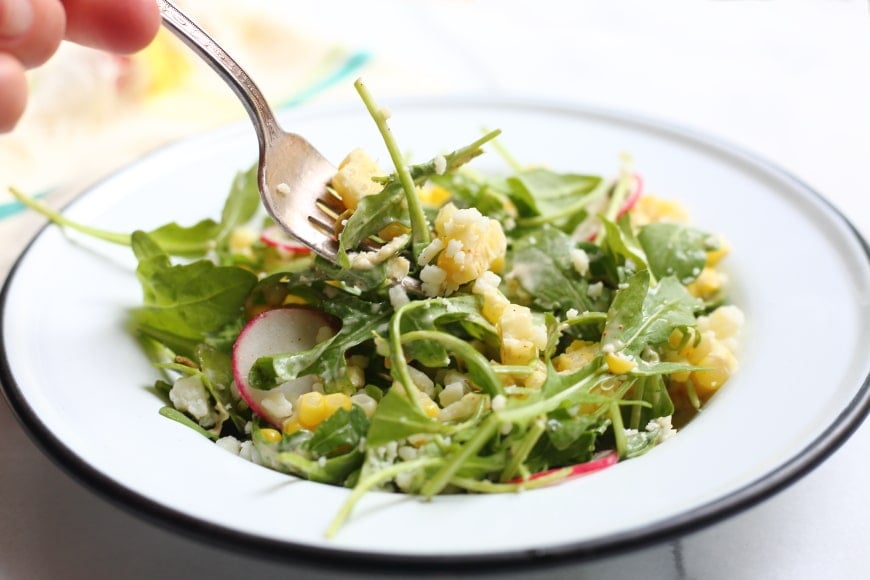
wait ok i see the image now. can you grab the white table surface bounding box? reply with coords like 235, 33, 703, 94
1, 1, 868, 578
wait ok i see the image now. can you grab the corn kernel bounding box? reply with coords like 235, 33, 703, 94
418, 185, 452, 207
417, 392, 440, 418
331, 149, 382, 210
690, 344, 737, 396
554, 340, 598, 372
282, 417, 302, 435
324, 392, 352, 414
297, 391, 328, 429
259, 428, 282, 443
706, 238, 730, 266
605, 352, 637, 375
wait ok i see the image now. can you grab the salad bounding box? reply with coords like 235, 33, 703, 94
11, 82, 743, 537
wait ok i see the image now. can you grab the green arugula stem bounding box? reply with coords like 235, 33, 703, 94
387, 302, 427, 413
497, 368, 605, 425
499, 414, 546, 482
629, 377, 647, 430
593, 159, 634, 245
562, 311, 608, 328
354, 79, 430, 256
401, 330, 505, 396
158, 407, 218, 440
452, 468, 572, 493
610, 400, 628, 458
421, 414, 499, 498
8, 186, 131, 246
487, 130, 524, 172
326, 456, 439, 538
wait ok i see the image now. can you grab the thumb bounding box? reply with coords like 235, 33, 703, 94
0, 0, 64, 67
0, 0, 32, 39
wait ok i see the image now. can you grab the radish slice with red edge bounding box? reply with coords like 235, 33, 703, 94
510, 450, 618, 484
232, 306, 337, 428
260, 224, 312, 254
616, 173, 643, 217
581, 173, 643, 241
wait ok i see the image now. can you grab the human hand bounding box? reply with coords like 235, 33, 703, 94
0, 0, 160, 132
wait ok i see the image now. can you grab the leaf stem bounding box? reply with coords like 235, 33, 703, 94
400, 330, 505, 396
326, 456, 439, 538
8, 186, 131, 246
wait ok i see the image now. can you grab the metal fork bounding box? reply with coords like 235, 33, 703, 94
157, 0, 342, 261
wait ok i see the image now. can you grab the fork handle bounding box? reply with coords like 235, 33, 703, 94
157, 0, 281, 146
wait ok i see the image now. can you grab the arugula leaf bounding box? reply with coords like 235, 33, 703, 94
429, 173, 513, 225
506, 168, 602, 225
306, 406, 369, 458
366, 387, 452, 447
601, 271, 701, 357
397, 296, 496, 367
599, 214, 649, 276
637, 222, 713, 284
143, 166, 261, 260
337, 183, 409, 267
507, 226, 610, 313
147, 220, 222, 259
130, 231, 257, 340
626, 375, 674, 430
216, 165, 261, 245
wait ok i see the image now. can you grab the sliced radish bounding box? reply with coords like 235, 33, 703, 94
579, 173, 643, 242
511, 450, 618, 484
260, 224, 312, 254
616, 173, 643, 218
232, 307, 337, 427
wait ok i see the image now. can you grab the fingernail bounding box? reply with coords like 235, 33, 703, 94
0, 0, 34, 39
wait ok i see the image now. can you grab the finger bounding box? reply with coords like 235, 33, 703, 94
61, 0, 160, 55
0, 52, 27, 132
0, 0, 65, 67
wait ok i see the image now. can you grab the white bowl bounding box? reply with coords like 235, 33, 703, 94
1, 98, 868, 572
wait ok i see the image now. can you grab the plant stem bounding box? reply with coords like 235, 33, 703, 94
326, 456, 439, 538
8, 186, 131, 246
354, 79, 430, 256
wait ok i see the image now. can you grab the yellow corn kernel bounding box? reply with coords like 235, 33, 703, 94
554, 340, 598, 372
418, 185, 452, 207
259, 428, 283, 443
686, 267, 724, 300
296, 391, 353, 430
330, 148, 382, 210
690, 344, 737, 396
631, 195, 689, 225
324, 392, 353, 414
605, 352, 637, 375
378, 222, 411, 242
418, 392, 440, 418
282, 417, 302, 435
297, 392, 329, 429
481, 290, 510, 324
706, 238, 730, 266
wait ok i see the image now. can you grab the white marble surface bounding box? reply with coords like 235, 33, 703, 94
1, 1, 868, 578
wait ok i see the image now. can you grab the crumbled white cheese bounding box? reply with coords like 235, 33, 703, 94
417, 237, 445, 266
433, 154, 447, 175
571, 248, 590, 276
587, 281, 604, 298
169, 375, 217, 427
388, 284, 410, 309
420, 264, 448, 297
348, 234, 410, 270
260, 391, 293, 422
